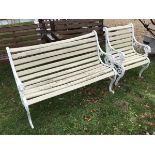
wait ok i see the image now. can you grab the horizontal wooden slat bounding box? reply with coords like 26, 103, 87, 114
112, 42, 132, 49
124, 54, 144, 62
16, 48, 97, 72
13, 42, 96, 64
15, 40, 42, 47
14, 34, 40, 43
113, 50, 135, 58
25, 64, 103, 89
19, 56, 98, 81
0, 39, 42, 49
0, 29, 38, 40
108, 29, 132, 36
105, 24, 132, 32
56, 27, 101, 35
0, 32, 13, 38
13, 29, 38, 37
12, 37, 96, 59
2, 34, 39, 45
109, 33, 132, 41
59, 30, 103, 40
0, 24, 37, 33
16, 47, 97, 74
0, 49, 6, 53
10, 32, 95, 53
27, 71, 114, 105
52, 19, 102, 25
124, 55, 146, 64
0, 37, 14, 44
55, 22, 102, 31
0, 43, 14, 49
25, 66, 112, 96
110, 38, 132, 46
112, 46, 133, 54
0, 52, 8, 62
125, 60, 149, 70
24, 61, 99, 87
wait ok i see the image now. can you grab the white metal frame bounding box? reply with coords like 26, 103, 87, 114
103, 23, 151, 85
93, 30, 117, 93
6, 47, 34, 129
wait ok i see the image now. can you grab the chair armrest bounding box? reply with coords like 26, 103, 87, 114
105, 42, 125, 65
112, 49, 125, 65
133, 37, 151, 57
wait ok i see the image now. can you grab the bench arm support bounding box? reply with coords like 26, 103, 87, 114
133, 37, 151, 57
98, 46, 116, 67
105, 44, 125, 65
103, 27, 125, 65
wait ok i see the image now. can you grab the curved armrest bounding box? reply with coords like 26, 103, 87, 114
133, 38, 151, 57
106, 43, 125, 65
113, 50, 125, 64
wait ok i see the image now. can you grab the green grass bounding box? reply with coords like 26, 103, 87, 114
0, 57, 155, 135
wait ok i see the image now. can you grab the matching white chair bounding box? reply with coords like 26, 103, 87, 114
103, 23, 151, 85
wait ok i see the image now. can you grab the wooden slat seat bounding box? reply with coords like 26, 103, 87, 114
103, 23, 151, 85
114, 50, 149, 68
7, 31, 117, 128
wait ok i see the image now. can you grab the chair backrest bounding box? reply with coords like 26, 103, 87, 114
8, 31, 100, 88
103, 24, 134, 54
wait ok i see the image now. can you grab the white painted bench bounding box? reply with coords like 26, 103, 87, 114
6, 31, 117, 128
103, 23, 151, 85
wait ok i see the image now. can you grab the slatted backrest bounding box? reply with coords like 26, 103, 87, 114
9, 31, 99, 87
105, 24, 134, 54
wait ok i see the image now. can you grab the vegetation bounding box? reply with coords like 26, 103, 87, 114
0, 57, 155, 135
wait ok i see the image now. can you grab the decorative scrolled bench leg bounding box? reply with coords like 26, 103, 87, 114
114, 65, 125, 86
109, 69, 117, 94
139, 62, 150, 78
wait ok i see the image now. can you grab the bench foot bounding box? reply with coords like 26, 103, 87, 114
139, 63, 150, 78
24, 105, 34, 129
115, 65, 125, 86
109, 71, 117, 94
20, 96, 34, 129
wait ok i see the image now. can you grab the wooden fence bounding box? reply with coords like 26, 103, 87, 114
0, 19, 105, 63
0, 22, 43, 62
38, 19, 104, 42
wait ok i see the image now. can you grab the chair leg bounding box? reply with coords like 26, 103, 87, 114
139, 63, 150, 78
115, 65, 125, 86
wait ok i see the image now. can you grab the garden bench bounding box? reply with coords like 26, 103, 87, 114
103, 23, 151, 85
7, 31, 117, 128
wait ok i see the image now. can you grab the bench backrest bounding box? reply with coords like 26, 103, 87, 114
8, 31, 100, 88
104, 24, 134, 54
